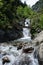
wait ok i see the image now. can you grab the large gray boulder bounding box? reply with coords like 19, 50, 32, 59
32, 31, 43, 64
32, 31, 43, 46
38, 43, 43, 61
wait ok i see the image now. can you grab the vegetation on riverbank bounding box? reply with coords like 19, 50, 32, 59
0, 0, 43, 39
31, 0, 43, 38
0, 0, 33, 29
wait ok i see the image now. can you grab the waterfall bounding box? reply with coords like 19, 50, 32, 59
0, 18, 39, 65
14, 18, 31, 42
23, 19, 31, 38
18, 18, 31, 42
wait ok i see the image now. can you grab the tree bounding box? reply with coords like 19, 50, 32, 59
17, 5, 34, 20
0, 0, 25, 29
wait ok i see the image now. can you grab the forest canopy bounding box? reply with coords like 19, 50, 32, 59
0, 0, 35, 29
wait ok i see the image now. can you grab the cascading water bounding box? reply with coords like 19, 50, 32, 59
0, 18, 39, 65
0, 45, 39, 65
23, 19, 31, 38
15, 19, 31, 42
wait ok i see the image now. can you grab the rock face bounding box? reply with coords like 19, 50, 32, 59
32, 31, 43, 65
32, 31, 43, 46
2, 56, 10, 65
38, 43, 43, 61
32, 0, 43, 12
0, 27, 23, 42
38, 43, 43, 65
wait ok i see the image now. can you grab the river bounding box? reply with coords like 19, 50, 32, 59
0, 19, 39, 65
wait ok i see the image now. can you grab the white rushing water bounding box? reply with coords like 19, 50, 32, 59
0, 19, 39, 65
0, 45, 22, 65
14, 19, 31, 42
23, 19, 31, 37
0, 45, 39, 65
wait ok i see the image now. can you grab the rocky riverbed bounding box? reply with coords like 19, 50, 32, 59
0, 44, 22, 65
0, 43, 39, 65
0, 31, 43, 65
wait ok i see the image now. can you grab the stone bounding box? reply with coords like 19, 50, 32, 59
37, 43, 43, 65
38, 43, 43, 61
2, 56, 10, 65
0, 26, 23, 42
17, 43, 23, 50
23, 46, 34, 53
17, 45, 22, 50
32, 31, 43, 46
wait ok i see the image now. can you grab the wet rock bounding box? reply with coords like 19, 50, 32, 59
17, 43, 23, 50
2, 56, 10, 65
9, 47, 12, 49
13, 44, 17, 46
0, 27, 23, 42
17, 46, 22, 50
23, 46, 34, 53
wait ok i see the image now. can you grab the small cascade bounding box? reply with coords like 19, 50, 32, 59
0, 18, 39, 65
15, 18, 31, 42
23, 19, 31, 38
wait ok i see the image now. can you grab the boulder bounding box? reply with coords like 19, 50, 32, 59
0, 27, 23, 42
23, 46, 34, 53
32, 31, 43, 46
17, 45, 22, 50
38, 43, 43, 61
38, 43, 43, 65
32, 31, 43, 65
17, 43, 23, 50
2, 56, 10, 65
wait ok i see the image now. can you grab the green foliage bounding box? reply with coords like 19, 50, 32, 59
17, 5, 34, 20
31, 0, 43, 38
0, 0, 43, 37
23, 6, 33, 18
0, 0, 36, 30
31, 12, 43, 38
16, 6, 24, 18
0, 0, 26, 29
39, 14, 43, 29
